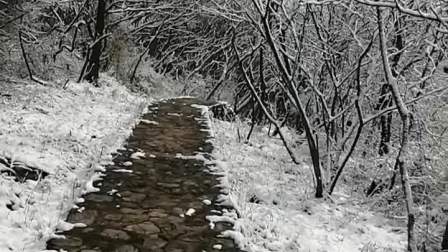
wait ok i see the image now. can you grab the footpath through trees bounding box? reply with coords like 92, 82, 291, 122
47, 98, 240, 252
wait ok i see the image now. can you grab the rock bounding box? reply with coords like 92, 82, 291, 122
124, 214, 148, 223
172, 207, 184, 216
114, 245, 139, 252
124, 221, 160, 235
68, 210, 98, 225
151, 200, 177, 208
120, 202, 140, 208
100, 229, 130, 240
122, 193, 146, 202
120, 208, 145, 215
142, 238, 168, 250
104, 214, 122, 221
183, 181, 198, 187
85, 194, 113, 203
172, 188, 182, 193
82, 227, 95, 233
48, 237, 83, 248
213, 222, 232, 232
148, 209, 168, 218
157, 182, 180, 188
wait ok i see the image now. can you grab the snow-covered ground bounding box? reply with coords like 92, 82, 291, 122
209, 119, 407, 252
0, 77, 407, 252
0, 75, 148, 251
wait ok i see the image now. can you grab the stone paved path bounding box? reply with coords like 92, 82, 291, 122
47, 98, 240, 252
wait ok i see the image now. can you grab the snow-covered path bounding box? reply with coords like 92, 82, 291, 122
46, 98, 239, 252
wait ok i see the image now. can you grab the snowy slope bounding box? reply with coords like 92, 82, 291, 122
209, 119, 407, 252
0, 75, 147, 251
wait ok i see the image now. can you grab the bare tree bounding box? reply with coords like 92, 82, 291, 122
83, 0, 107, 83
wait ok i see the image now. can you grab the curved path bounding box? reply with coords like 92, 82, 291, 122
47, 98, 239, 252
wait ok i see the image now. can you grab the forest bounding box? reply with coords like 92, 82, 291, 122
1, 0, 448, 251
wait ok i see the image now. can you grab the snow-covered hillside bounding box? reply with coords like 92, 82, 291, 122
0, 75, 147, 251
210, 119, 407, 252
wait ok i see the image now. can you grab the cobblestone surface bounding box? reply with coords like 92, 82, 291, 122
47, 98, 240, 252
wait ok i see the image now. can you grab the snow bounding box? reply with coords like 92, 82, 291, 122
208, 119, 407, 252
130, 151, 145, 159
0, 75, 148, 251
123, 161, 133, 166
213, 244, 223, 250
167, 112, 182, 117
175, 153, 207, 161
112, 169, 133, 173
140, 119, 159, 125
107, 189, 118, 195
185, 208, 196, 216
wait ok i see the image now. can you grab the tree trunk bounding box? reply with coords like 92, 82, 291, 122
377, 7, 417, 252
84, 0, 106, 83
257, 1, 324, 197
442, 220, 448, 251
378, 85, 393, 156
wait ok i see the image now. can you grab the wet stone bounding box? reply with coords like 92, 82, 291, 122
104, 214, 122, 221
148, 209, 168, 218
82, 227, 95, 233
85, 194, 113, 203
131, 187, 149, 193
119, 202, 140, 208
120, 208, 145, 215
172, 207, 184, 216
157, 182, 180, 188
122, 192, 146, 202
213, 222, 232, 232
172, 188, 183, 193
100, 229, 130, 240
142, 237, 168, 250
114, 245, 139, 252
49, 237, 83, 248
124, 221, 160, 235
123, 214, 148, 223
68, 210, 98, 225
183, 180, 199, 187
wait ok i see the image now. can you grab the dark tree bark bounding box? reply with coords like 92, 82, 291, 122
377, 8, 417, 251
378, 14, 403, 157
442, 220, 448, 251
84, 0, 107, 83
378, 86, 393, 156
387, 13, 406, 189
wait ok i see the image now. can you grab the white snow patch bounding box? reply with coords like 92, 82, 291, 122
140, 119, 159, 125
107, 189, 118, 195
130, 151, 146, 159
112, 169, 133, 173
213, 244, 223, 250
209, 118, 406, 251
175, 96, 195, 99
0, 74, 148, 251
123, 161, 133, 167
167, 112, 182, 117
175, 153, 207, 161
185, 208, 196, 216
